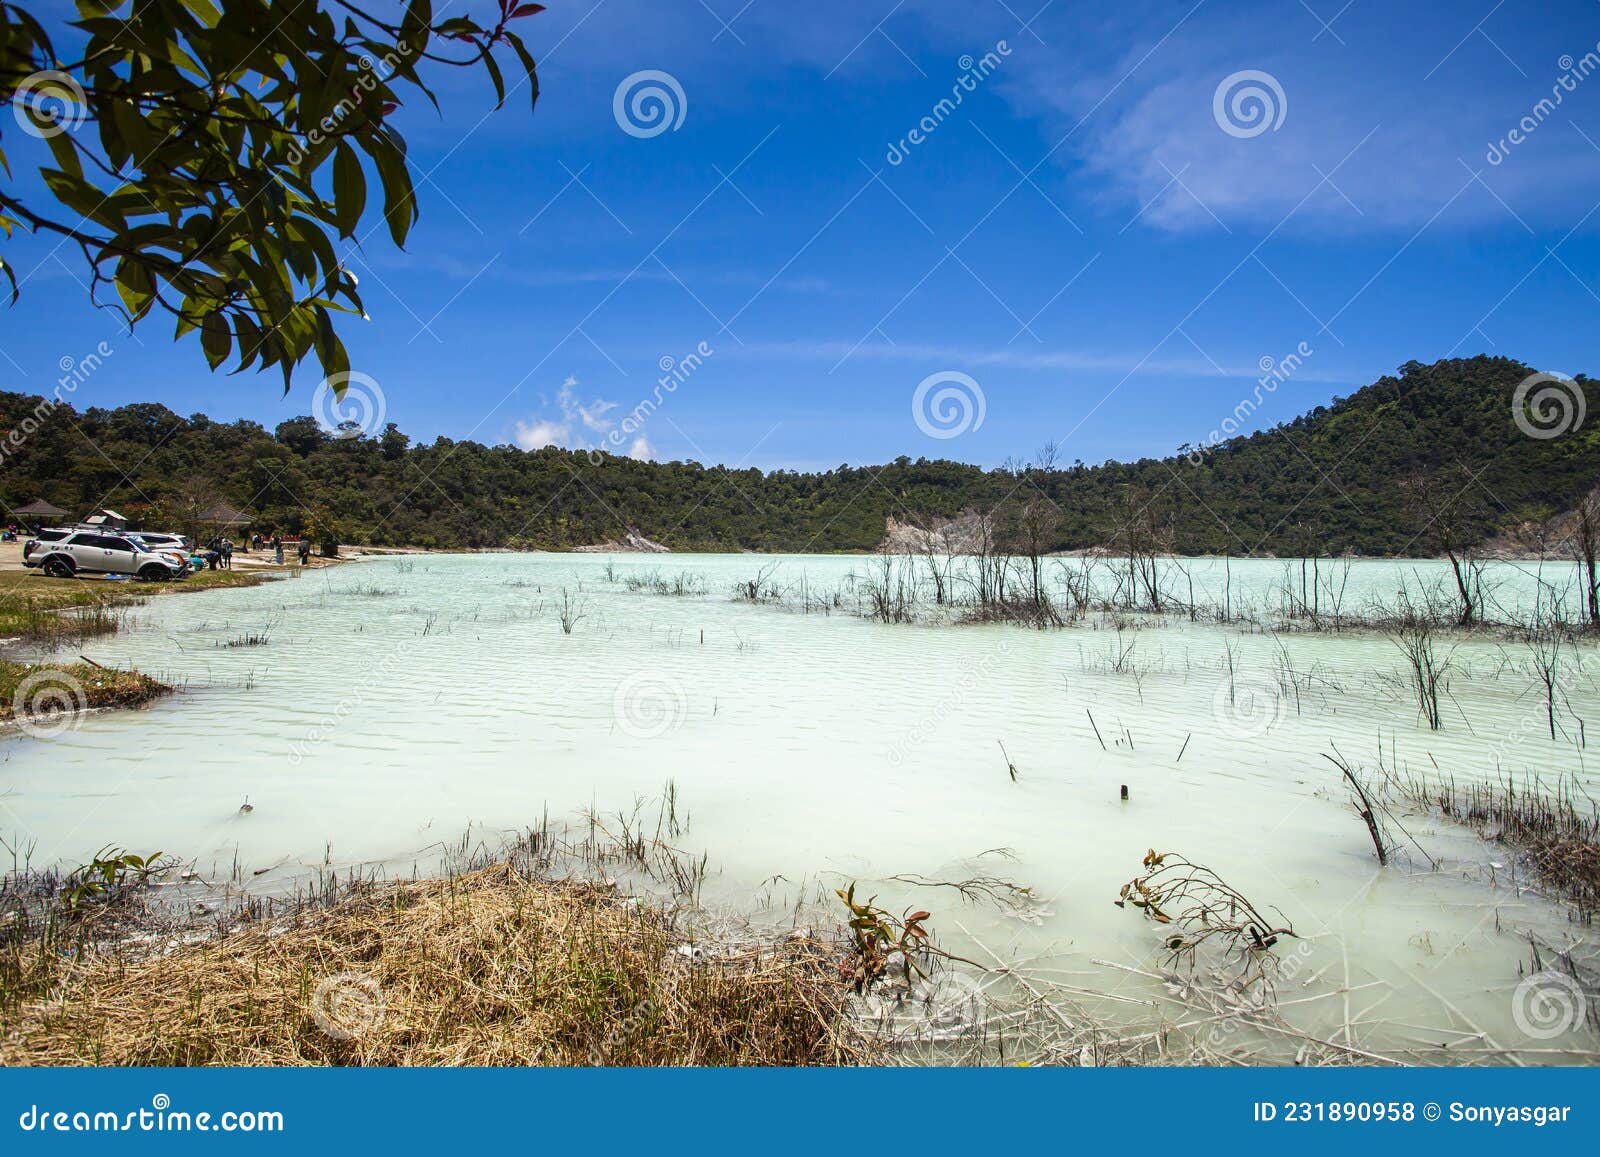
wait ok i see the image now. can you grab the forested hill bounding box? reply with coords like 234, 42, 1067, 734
1, 355, 1595, 556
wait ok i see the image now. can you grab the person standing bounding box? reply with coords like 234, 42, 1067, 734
273, 534, 283, 565
298, 539, 311, 567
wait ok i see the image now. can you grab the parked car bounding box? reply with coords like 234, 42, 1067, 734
126, 533, 193, 575
20, 528, 72, 567
128, 532, 189, 551
24, 530, 186, 581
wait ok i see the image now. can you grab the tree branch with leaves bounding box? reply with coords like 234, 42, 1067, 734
0, 0, 543, 391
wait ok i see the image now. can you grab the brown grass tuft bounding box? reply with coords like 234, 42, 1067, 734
1406, 772, 1600, 918
1, 864, 863, 1067
0, 660, 170, 724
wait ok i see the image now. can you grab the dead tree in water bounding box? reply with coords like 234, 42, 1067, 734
1324, 751, 1389, 865
1104, 486, 1169, 611
964, 507, 1007, 610
557, 587, 588, 634
1522, 587, 1573, 741
1279, 523, 1350, 629
1574, 488, 1600, 630
861, 548, 918, 623
911, 517, 958, 607
1388, 600, 1450, 730
1006, 497, 1060, 612
1403, 467, 1489, 627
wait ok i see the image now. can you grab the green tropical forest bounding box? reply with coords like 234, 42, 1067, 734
1, 354, 1595, 556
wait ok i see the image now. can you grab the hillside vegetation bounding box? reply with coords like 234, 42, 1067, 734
1, 356, 1594, 556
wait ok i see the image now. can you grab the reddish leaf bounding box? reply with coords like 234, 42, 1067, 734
511, 3, 547, 15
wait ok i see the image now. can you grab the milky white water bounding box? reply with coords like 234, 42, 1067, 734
4, 554, 1597, 1063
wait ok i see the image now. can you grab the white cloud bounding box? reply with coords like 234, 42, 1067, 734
514, 376, 622, 451
576, 397, 617, 433
513, 418, 569, 450
740, 339, 1352, 383
515, 377, 664, 457
999, 4, 1600, 232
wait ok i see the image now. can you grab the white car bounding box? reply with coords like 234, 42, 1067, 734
127, 532, 193, 574
26, 530, 186, 581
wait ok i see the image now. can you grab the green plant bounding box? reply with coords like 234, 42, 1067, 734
835, 883, 935, 993
63, 847, 163, 910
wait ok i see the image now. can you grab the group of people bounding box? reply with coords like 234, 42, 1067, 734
200, 537, 235, 569
245, 532, 312, 566
189, 532, 313, 571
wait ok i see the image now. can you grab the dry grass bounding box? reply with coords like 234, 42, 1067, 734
1405, 772, 1600, 919
1, 864, 863, 1067
0, 660, 170, 724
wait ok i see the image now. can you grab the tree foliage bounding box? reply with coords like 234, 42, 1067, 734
1, 356, 1595, 555
0, 0, 542, 386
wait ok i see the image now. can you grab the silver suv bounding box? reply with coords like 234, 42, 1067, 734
25, 530, 186, 581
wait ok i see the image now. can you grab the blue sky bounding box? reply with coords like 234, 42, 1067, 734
3, 0, 1600, 469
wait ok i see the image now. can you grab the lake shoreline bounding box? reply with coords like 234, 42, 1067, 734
0, 826, 865, 1067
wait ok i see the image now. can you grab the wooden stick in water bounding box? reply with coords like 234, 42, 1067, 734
1086, 708, 1106, 751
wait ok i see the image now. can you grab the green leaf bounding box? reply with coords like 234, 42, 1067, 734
482, 49, 506, 110
232, 310, 263, 372
332, 143, 366, 238
400, 0, 433, 48
503, 30, 541, 113
200, 311, 232, 368
313, 309, 351, 382
44, 128, 85, 180
367, 141, 417, 248
40, 169, 112, 226
113, 257, 156, 319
